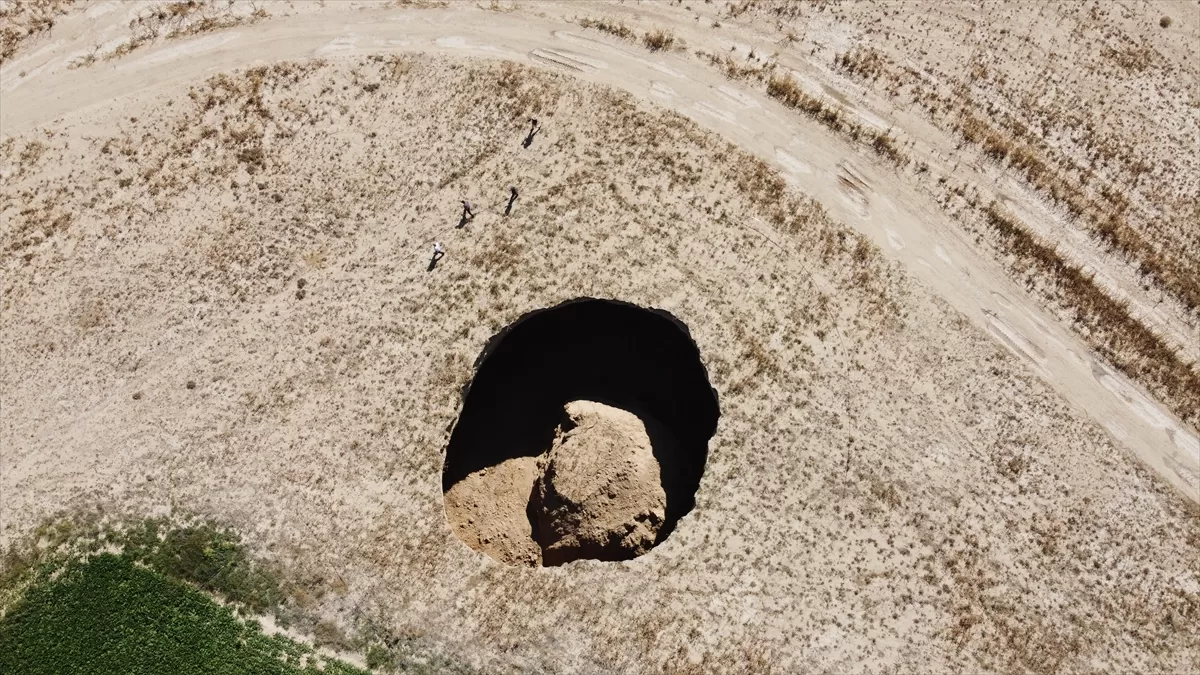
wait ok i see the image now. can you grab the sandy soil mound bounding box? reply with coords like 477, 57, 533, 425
533, 401, 671, 566
446, 400, 676, 567
443, 455, 543, 567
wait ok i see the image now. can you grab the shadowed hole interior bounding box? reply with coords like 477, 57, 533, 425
442, 298, 720, 566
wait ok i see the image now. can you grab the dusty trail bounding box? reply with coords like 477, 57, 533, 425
2, 2, 1195, 501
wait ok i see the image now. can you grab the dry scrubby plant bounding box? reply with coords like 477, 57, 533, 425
577, 17, 679, 54
697, 50, 779, 82
827, 35, 1200, 323
66, 0, 268, 67
642, 29, 675, 52
766, 74, 905, 164
816, 30, 1200, 429
835, 47, 888, 82
577, 16, 634, 41
0, 0, 73, 63
956, 112, 1200, 316
724, 0, 814, 21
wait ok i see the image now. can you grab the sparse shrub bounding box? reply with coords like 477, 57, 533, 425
0, 0, 71, 64
835, 47, 888, 81
870, 132, 902, 162
67, 48, 99, 70
995, 451, 1031, 479
19, 140, 47, 167
766, 74, 824, 114
958, 112, 1200, 315
1102, 44, 1154, 72
578, 17, 634, 40
236, 145, 264, 167
379, 54, 413, 80
766, 73, 897, 159
701, 50, 778, 81
1160, 16, 1172, 28
642, 29, 675, 52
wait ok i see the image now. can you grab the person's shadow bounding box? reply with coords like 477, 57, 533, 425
505, 191, 518, 216
427, 251, 444, 272
522, 127, 540, 148
457, 213, 471, 228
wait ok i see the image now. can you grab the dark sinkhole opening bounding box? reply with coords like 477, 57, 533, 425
442, 298, 720, 567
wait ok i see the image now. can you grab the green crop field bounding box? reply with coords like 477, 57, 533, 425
0, 552, 368, 675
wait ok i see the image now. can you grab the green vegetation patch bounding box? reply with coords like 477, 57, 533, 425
1, 516, 480, 674
118, 519, 286, 615
0, 553, 368, 675
1, 519, 285, 617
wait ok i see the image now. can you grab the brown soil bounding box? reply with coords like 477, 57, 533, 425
443, 455, 543, 567
535, 401, 672, 565
447, 400, 675, 567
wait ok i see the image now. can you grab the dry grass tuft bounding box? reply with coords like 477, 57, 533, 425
62, 0, 271, 66
835, 47, 888, 81
766, 74, 830, 117
870, 132, 902, 163
698, 50, 778, 82
479, 0, 518, 12
0, 0, 73, 64
490, 60, 562, 115
578, 17, 634, 40
766, 74, 908, 166
642, 29, 675, 52
820, 12, 1200, 332
958, 114, 1200, 315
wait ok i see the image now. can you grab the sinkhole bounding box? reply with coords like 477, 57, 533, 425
442, 298, 720, 567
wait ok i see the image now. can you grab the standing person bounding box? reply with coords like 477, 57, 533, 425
461, 199, 475, 221
505, 186, 519, 216
428, 241, 445, 270
523, 118, 540, 148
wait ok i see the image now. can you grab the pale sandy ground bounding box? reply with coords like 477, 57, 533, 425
707, 0, 1200, 362
2, 2, 1199, 673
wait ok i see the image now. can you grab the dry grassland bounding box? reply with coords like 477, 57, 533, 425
0, 0, 73, 64
705, 0, 1200, 429
3, 53, 1199, 673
